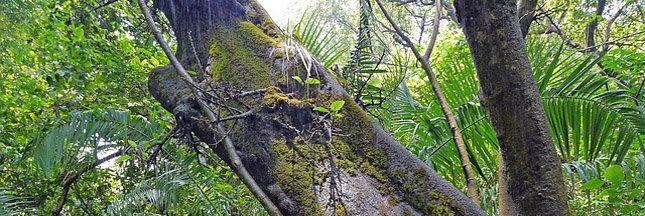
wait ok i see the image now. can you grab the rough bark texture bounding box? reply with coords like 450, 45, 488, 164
517, 0, 537, 38
454, 1, 570, 215
147, 0, 484, 215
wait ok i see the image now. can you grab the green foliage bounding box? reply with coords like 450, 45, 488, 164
330, 100, 346, 112
32, 108, 164, 175
0, 188, 33, 216
292, 9, 348, 68
566, 157, 645, 214
1, 0, 644, 215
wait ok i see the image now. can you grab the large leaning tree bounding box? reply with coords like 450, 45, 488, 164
145, 0, 483, 215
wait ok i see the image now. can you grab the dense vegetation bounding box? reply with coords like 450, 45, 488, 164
1, 0, 644, 215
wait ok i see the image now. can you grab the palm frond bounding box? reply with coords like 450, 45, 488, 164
0, 188, 33, 216
292, 9, 348, 68
32, 108, 164, 176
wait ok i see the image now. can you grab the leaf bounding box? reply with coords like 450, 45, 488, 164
605, 165, 624, 185
330, 100, 345, 112
292, 76, 303, 84
116, 155, 131, 164
305, 78, 320, 85
73, 26, 84, 41
367, 78, 382, 87
581, 179, 604, 190
128, 140, 137, 147
187, 70, 198, 76
150, 57, 160, 66
313, 106, 329, 113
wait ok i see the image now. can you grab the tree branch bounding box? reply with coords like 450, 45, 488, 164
91, 0, 120, 12
422, 0, 441, 60
52, 149, 124, 216
374, 0, 480, 205
518, 0, 538, 38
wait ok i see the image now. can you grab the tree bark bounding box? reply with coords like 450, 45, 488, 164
454, 1, 570, 215
517, 0, 537, 38
586, 0, 607, 52
147, 0, 484, 215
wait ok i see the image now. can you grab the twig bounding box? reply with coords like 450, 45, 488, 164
52, 149, 124, 216
576, 30, 645, 52
146, 126, 179, 165
136, 1, 282, 215
423, 0, 441, 60
229, 88, 267, 99
214, 110, 254, 123
91, 0, 120, 12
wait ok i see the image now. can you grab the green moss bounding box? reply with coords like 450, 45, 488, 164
403, 209, 412, 216
208, 21, 278, 91
389, 168, 456, 215
271, 137, 324, 215
329, 95, 388, 179
262, 86, 310, 108
246, 1, 279, 37
334, 203, 348, 216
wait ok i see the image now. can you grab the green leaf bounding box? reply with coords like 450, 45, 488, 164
292, 76, 303, 84
313, 106, 329, 113
116, 155, 131, 164
150, 57, 160, 66
581, 179, 604, 190
330, 100, 345, 112
367, 78, 382, 87
128, 140, 137, 147
305, 78, 320, 85
73, 26, 84, 41
605, 165, 624, 185
187, 70, 198, 76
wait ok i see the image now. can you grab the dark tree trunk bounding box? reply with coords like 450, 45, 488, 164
454, 1, 570, 215
147, 0, 484, 215
586, 0, 607, 52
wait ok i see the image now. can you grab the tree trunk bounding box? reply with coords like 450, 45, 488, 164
147, 0, 484, 215
454, 1, 570, 215
586, 0, 606, 52
517, 0, 537, 38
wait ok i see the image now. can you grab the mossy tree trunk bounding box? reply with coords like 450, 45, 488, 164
454, 1, 570, 215
147, 0, 484, 215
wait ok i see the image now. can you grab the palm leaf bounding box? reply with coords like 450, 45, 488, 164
0, 188, 33, 216
32, 108, 163, 175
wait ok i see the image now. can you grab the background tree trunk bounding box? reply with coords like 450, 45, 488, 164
517, 0, 537, 38
454, 1, 570, 215
147, 0, 484, 215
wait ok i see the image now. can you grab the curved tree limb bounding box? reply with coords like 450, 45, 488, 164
135, 1, 282, 215
375, 0, 480, 205
518, 0, 538, 38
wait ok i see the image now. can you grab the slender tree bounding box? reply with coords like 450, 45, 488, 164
144, 0, 484, 215
454, 1, 570, 215
374, 0, 480, 204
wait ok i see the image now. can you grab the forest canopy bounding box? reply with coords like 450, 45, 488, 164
1, 0, 644, 215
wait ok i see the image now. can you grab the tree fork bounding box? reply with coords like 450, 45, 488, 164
145, 0, 485, 215
136, 0, 282, 215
